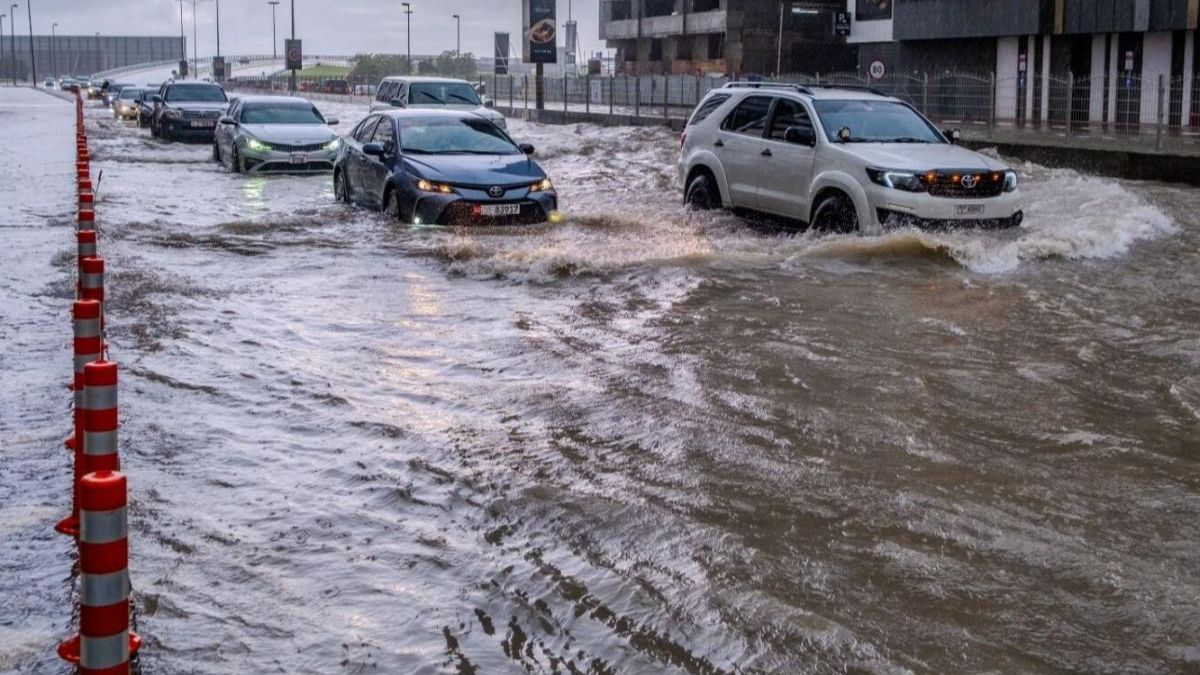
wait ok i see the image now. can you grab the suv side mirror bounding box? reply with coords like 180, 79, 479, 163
483, 98, 495, 109
218, 116, 237, 126
150, 94, 162, 103
784, 126, 816, 146
944, 128, 961, 144
518, 143, 535, 155
390, 98, 405, 108
362, 142, 387, 158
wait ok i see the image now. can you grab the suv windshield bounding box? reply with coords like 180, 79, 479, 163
812, 100, 944, 143
398, 117, 518, 155
409, 82, 481, 106
165, 85, 228, 103
241, 103, 324, 124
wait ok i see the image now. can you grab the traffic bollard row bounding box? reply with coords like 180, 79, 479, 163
56, 300, 104, 538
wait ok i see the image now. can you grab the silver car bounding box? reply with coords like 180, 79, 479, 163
213, 95, 341, 174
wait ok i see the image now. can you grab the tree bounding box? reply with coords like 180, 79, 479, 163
349, 54, 412, 83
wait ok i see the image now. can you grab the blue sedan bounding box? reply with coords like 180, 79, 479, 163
334, 110, 557, 225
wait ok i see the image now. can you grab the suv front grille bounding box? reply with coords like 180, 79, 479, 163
926, 171, 1005, 198
182, 110, 222, 120
266, 141, 330, 153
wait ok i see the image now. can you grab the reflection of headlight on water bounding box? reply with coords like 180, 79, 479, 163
548, 211, 566, 225
242, 177, 268, 208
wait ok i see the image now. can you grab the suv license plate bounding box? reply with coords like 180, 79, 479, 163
190, 120, 215, 128
956, 204, 985, 215
290, 153, 307, 164
479, 204, 520, 217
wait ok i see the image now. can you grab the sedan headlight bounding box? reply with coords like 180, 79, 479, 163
163, 109, 183, 120
246, 137, 271, 152
324, 138, 341, 151
1003, 169, 1018, 192
416, 178, 454, 194
866, 168, 927, 192
529, 178, 554, 192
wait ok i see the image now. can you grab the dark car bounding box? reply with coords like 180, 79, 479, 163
150, 82, 230, 142
334, 110, 556, 226
134, 88, 158, 127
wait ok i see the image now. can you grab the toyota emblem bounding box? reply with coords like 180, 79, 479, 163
961, 174, 978, 189
488, 186, 505, 198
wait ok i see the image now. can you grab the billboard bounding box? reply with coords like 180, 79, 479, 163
856, 0, 892, 21
494, 32, 510, 75
285, 39, 303, 71
522, 0, 557, 64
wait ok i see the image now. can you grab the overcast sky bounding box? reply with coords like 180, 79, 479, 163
25, 0, 603, 58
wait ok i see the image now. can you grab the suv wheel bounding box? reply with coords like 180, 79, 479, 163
685, 173, 720, 211
811, 193, 859, 234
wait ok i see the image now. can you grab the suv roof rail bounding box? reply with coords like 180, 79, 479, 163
721, 81, 889, 97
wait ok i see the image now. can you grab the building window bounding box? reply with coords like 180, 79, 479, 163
693, 0, 720, 11
645, 0, 674, 17
650, 39, 664, 61
707, 33, 724, 60
610, 0, 632, 21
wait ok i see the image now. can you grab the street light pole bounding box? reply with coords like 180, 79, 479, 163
402, 2, 411, 72
452, 13, 460, 57
776, 1, 784, 77
215, 0, 220, 58
0, 15, 6, 85
288, 0, 295, 92
51, 21, 55, 80
178, 0, 186, 77
268, 1, 279, 60
10, 4, 18, 85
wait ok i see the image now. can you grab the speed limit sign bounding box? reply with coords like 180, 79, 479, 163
869, 59, 887, 80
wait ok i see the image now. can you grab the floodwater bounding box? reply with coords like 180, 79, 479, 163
2, 88, 1198, 675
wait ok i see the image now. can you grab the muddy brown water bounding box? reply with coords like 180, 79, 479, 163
2, 90, 1197, 674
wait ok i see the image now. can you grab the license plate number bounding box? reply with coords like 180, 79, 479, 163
956, 204, 985, 215
479, 204, 520, 217
290, 153, 307, 164
190, 120, 215, 128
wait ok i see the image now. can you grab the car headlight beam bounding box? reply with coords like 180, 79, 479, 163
529, 178, 554, 192
866, 168, 927, 192
324, 138, 341, 151
246, 137, 271, 152
416, 178, 455, 194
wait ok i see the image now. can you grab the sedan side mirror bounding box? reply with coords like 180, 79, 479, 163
483, 98, 495, 109
362, 142, 387, 158
325, 117, 339, 126
150, 94, 162, 103
944, 128, 961, 144
518, 143, 535, 155
389, 98, 405, 108
218, 116, 237, 126
784, 126, 816, 146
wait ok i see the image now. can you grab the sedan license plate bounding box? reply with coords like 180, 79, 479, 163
956, 204, 985, 215
478, 204, 521, 217
290, 153, 307, 164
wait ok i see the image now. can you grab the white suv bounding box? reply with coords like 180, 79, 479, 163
370, 76, 506, 129
678, 83, 1023, 233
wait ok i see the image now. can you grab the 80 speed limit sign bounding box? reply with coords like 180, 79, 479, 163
869, 59, 887, 80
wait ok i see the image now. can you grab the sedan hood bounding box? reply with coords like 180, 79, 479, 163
402, 153, 543, 187
241, 124, 337, 144
840, 143, 1007, 171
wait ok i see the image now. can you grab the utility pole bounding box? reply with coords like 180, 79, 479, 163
402, 2, 412, 73
51, 21, 55, 80
178, 0, 186, 77
10, 4, 19, 85
215, 0, 220, 58
0, 15, 6, 86
288, 0, 295, 92
24, 0, 33, 84
452, 13, 460, 57
776, 1, 784, 77
268, 1, 279, 59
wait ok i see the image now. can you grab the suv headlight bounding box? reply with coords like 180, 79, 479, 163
866, 168, 928, 192
1003, 170, 1018, 192
163, 109, 183, 120
529, 178, 553, 192
246, 137, 271, 152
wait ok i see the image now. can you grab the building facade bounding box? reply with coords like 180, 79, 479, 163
847, 0, 1200, 126
600, 0, 855, 75
0, 35, 184, 81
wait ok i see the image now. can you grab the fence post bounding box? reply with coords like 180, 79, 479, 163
1065, 71, 1074, 140
610, 75, 615, 115
1156, 73, 1166, 152
988, 72, 996, 139
585, 74, 590, 114
635, 74, 640, 118
509, 74, 513, 109
922, 72, 930, 116
664, 75, 670, 122
524, 73, 529, 111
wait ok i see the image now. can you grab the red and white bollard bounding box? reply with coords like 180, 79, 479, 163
81, 257, 105, 303
57, 470, 141, 674
78, 231, 98, 267
82, 360, 119, 475
56, 300, 104, 537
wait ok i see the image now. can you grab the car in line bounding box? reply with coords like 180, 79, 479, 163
333, 110, 556, 226
42, 77, 55, 89
103, 83, 135, 107
149, 82, 230, 142
112, 87, 144, 121
678, 83, 1023, 234
370, 76, 507, 129
86, 79, 106, 99
213, 95, 341, 174
134, 88, 159, 127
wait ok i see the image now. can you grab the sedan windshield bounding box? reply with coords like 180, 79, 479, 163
165, 85, 228, 103
812, 100, 944, 143
409, 82, 481, 106
119, 89, 143, 101
241, 103, 325, 125
398, 117, 518, 155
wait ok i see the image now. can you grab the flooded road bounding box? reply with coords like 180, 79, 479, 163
3, 90, 1198, 674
